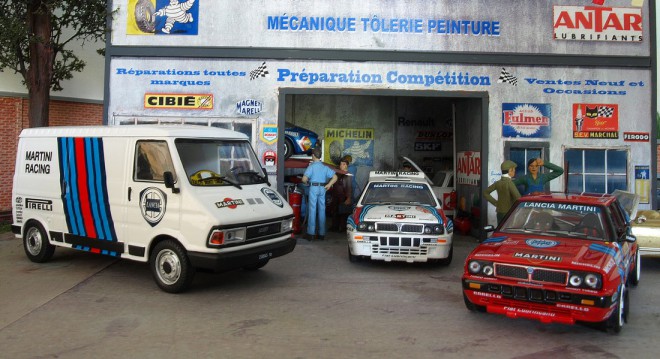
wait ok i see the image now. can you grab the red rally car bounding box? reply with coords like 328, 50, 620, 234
462, 193, 640, 333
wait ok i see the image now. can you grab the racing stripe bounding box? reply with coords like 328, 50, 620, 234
58, 137, 117, 242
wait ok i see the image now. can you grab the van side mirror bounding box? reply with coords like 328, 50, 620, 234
163, 171, 180, 193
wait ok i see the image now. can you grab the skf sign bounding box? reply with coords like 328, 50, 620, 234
144, 94, 213, 109
553, 6, 642, 42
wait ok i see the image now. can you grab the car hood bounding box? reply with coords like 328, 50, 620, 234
361, 204, 444, 223
471, 234, 619, 271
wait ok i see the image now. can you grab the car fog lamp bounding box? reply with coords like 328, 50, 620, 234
482, 265, 494, 276
569, 274, 583, 287
468, 261, 481, 274
584, 274, 599, 288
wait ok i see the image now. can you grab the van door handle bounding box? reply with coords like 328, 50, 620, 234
128, 187, 132, 201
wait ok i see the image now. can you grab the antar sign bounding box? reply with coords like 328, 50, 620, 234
553, 6, 643, 42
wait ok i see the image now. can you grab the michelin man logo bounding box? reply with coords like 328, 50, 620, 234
154, 0, 197, 34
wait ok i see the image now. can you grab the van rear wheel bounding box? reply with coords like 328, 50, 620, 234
150, 240, 195, 293
23, 222, 55, 263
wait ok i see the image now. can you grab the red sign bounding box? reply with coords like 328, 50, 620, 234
572, 103, 619, 139
553, 6, 643, 42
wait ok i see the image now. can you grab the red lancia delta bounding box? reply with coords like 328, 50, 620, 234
462, 193, 640, 333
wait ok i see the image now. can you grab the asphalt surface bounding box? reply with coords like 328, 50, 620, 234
2, 230, 660, 359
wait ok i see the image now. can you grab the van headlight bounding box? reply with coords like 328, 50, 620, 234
282, 217, 293, 232
208, 228, 246, 247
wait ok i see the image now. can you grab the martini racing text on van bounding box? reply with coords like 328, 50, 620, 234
12, 126, 296, 293
347, 171, 454, 265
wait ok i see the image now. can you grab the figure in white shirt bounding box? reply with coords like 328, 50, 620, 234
154, 0, 195, 34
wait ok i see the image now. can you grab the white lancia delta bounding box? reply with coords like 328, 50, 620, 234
346, 171, 454, 265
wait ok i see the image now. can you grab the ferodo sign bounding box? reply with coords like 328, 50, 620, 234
144, 93, 214, 109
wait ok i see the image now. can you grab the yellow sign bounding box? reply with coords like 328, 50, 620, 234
144, 94, 213, 109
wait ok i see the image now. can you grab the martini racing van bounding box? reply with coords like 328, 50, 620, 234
12, 126, 295, 293
347, 171, 454, 265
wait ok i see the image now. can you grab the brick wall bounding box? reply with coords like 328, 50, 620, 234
0, 96, 103, 215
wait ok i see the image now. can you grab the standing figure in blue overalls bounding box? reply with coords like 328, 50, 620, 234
302, 147, 337, 240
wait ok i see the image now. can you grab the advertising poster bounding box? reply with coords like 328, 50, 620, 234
324, 128, 374, 166
635, 165, 650, 204
456, 151, 481, 186
502, 103, 552, 138
127, 0, 199, 35
572, 103, 619, 139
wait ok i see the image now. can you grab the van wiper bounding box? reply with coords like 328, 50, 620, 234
237, 170, 269, 185
219, 176, 242, 189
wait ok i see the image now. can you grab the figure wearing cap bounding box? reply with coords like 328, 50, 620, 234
484, 160, 521, 224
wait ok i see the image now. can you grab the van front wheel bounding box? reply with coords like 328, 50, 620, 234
150, 240, 195, 293
23, 222, 55, 263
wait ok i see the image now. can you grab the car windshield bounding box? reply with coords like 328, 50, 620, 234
499, 201, 608, 241
175, 139, 266, 187
361, 182, 437, 206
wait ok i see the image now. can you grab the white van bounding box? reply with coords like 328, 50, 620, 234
12, 125, 295, 293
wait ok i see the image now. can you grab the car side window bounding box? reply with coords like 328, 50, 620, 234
608, 202, 627, 240
134, 141, 176, 182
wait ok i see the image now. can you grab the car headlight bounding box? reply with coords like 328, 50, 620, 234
424, 224, 444, 234
281, 218, 293, 232
568, 271, 602, 290
208, 227, 246, 247
357, 222, 375, 232
468, 260, 494, 277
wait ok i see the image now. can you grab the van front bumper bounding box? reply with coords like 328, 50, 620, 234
188, 237, 296, 272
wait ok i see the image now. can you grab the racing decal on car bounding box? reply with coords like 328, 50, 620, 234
513, 252, 562, 262
261, 188, 284, 208
58, 137, 118, 241
140, 187, 167, 227
526, 239, 559, 248
384, 214, 416, 219
388, 206, 411, 211
216, 198, 245, 209
482, 236, 507, 244
25, 198, 53, 211
521, 202, 600, 213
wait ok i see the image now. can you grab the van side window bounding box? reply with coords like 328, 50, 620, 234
134, 141, 176, 182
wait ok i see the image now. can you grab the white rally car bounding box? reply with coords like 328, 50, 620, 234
346, 171, 454, 265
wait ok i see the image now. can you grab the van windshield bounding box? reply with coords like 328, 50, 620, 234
175, 139, 267, 186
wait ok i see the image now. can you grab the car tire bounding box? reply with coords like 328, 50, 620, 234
23, 221, 55, 263
602, 285, 628, 334
284, 138, 294, 159
463, 292, 486, 312
628, 249, 640, 287
438, 245, 453, 266
243, 259, 269, 271
348, 246, 361, 263
150, 240, 195, 293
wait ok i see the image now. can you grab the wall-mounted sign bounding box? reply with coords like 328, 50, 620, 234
623, 132, 650, 142
260, 124, 278, 145
127, 0, 200, 35
144, 93, 213, 109
502, 103, 552, 138
456, 151, 480, 186
635, 165, 650, 204
236, 99, 263, 115
572, 103, 619, 139
553, 6, 643, 42
324, 128, 374, 166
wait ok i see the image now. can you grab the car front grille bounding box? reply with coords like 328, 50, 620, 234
495, 263, 568, 285
375, 222, 424, 234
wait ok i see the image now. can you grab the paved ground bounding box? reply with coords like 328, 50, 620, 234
2, 230, 660, 359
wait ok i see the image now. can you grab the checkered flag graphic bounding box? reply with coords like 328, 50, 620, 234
250, 62, 269, 80
497, 68, 518, 86
598, 106, 614, 118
